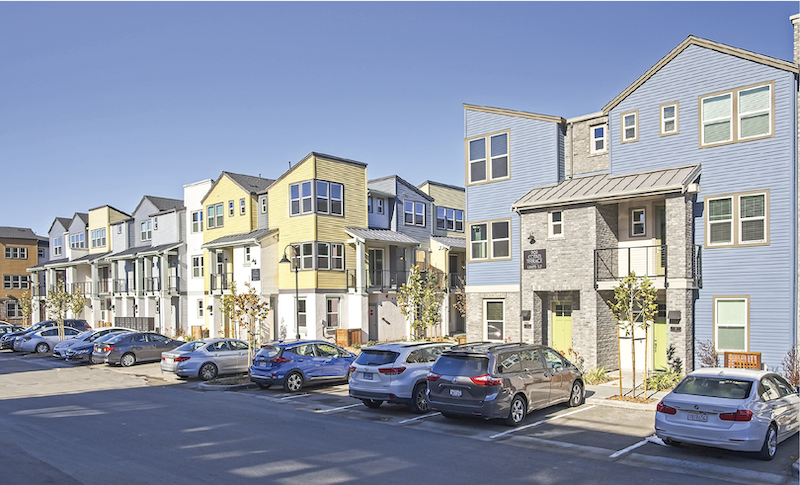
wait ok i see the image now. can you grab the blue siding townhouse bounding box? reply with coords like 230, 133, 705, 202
465, 19, 799, 373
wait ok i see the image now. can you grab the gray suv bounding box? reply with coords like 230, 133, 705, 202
427, 342, 584, 426
349, 342, 452, 413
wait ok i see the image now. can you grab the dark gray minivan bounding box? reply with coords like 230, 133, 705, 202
426, 342, 584, 426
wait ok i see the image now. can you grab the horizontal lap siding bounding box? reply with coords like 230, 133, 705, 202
202, 177, 254, 243
466, 110, 562, 286
396, 181, 432, 250
609, 45, 797, 368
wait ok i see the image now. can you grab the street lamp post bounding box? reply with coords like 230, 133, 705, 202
279, 245, 301, 340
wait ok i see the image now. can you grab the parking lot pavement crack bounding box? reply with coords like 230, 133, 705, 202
620, 452, 791, 485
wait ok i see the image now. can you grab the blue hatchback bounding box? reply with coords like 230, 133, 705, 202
249, 340, 356, 392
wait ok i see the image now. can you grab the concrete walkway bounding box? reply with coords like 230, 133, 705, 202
585, 369, 670, 411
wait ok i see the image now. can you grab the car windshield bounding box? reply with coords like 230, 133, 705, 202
431, 355, 490, 376
256, 346, 281, 359
75, 330, 94, 340
105, 333, 130, 344
175, 341, 207, 352
355, 350, 399, 366
673, 376, 753, 400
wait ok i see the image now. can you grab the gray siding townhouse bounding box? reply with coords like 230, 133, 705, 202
466, 25, 800, 374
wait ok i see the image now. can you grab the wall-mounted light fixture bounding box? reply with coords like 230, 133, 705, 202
528, 232, 536, 244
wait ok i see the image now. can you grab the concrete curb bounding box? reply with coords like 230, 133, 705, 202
197, 382, 255, 391
586, 396, 657, 412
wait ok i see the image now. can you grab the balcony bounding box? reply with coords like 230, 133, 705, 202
447, 273, 465, 290
594, 244, 702, 290
168, 276, 180, 294
145, 277, 161, 294
70, 282, 92, 295
210, 273, 233, 292
97, 279, 111, 295
113, 278, 135, 294
346, 269, 410, 291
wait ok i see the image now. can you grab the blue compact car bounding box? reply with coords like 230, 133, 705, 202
249, 339, 355, 392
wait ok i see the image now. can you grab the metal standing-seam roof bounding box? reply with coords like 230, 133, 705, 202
202, 228, 277, 249
431, 236, 467, 250
512, 165, 701, 212
345, 227, 420, 245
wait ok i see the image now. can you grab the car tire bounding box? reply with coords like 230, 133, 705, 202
662, 437, 680, 446
120, 352, 136, 367
568, 380, 584, 407
757, 423, 778, 461
283, 371, 304, 392
199, 363, 218, 381
504, 394, 527, 427
409, 382, 429, 414
257, 382, 271, 390
35, 343, 50, 354
362, 399, 382, 409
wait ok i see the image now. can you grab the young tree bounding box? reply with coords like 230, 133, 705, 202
45, 281, 85, 341
221, 281, 270, 362
397, 266, 444, 340
18, 291, 33, 326
607, 271, 657, 397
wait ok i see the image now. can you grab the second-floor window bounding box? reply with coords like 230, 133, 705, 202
3, 274, 30, 290
53, 237, 62, 256
470, 220, 511, 261
191, 211, 203, 233
240, 198, 246, 215
660, 102, 678, 135
468, 132, 509, 184
590, 125, 607, 153
436, 207, 464, 232
701, 82, 772, 146
404, 201, 425, 227
5, 247, 27, 259
621, 111, 638, 143
549, 211, 563, 237
69, 233, 85, 249
141, 220, 152, 241
706, 191, 768, 247
192, 256, 203, 278
631, 209, 646, 237
207, 203, 224, 229
290, 242, 344, 271
290, 180, 343, 216
90, 228, 106, 248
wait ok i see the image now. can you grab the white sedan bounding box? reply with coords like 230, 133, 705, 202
655, 367, 799, 460
14, 327, 81, 354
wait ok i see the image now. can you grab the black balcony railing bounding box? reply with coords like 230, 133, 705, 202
691, 244, 702, 288
70, 282, 92, 295
211, 273, 233, 292
32, 285, 47, 297
447, 273, 465, 290
594, 244, 702, 289
144, 277, 161, 293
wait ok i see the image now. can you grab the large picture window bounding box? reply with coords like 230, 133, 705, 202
701, 82, 772, 147
714, 297, 748, 352
467, 132, 509, 184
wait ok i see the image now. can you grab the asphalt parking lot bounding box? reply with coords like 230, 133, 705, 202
3, 350, 798, 485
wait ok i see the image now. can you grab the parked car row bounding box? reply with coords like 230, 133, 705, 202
0, 319, 91, 351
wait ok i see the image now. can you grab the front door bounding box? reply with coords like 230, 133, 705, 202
368, 305, 378, 341
652, 304, 668, 371
551, 302, 573, 355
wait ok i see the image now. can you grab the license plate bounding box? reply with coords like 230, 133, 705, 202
449, 388, 462, 397
258, 362, 268, 368
363, 372, 373, 380
687, 411, 708, 422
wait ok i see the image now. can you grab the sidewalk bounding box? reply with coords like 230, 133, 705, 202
585, 369, 669, 411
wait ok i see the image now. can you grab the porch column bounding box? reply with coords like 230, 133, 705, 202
355, 239, 365, 293
665, 192, 697, 373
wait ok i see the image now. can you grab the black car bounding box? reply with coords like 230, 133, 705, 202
0, 319, 91, 350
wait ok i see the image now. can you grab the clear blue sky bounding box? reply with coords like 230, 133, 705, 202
2, 2, 796, 237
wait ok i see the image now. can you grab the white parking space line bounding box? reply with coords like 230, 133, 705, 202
399, 412, 441, 424
314, 403, 361, 414
608, 435, 654, 459
280, 393, 312, 400
489, 405, 596, 439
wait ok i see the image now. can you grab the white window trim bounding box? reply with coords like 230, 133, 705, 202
297, 299, 307, 330
548, 211, 564, 238
240, 198, 246, 216
469, 222, 488, 261
701, 92, 732, 146
484, 299, 505, 342
260, 196, 267, 214
197, 299, 204, 318
490, 220, 510, 259
590, 124, 607, 153
192, 255, 204, 278
713, 296, 748, 352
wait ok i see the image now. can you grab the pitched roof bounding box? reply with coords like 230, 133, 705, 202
345, 227, 420, 245
74, 213, 89, 225
48, 217, 73, 234
225, 172, 276, 194
603, 35, 798, 113
0, 227, 40, 240
418, 180, 465, 193
202, 228, 277, 249
144, 196, 184, 213
463, 104, 566, 124
511, 165, 701, 211
368, 175, 434, 201
269, 152, 367, 188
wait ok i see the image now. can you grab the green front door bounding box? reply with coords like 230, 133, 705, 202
552, 302, 573, 355
652, 316, 668, 371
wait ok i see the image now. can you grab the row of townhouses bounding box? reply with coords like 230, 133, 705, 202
5, 15, 799, 375
22, 153, 467, 347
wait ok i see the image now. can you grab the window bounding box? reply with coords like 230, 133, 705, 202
331, 243, 344, 270
660, 103, 678, 135
376, 198, 384, 214
206, 203, 224, 228
260, 196, 267, 214
240, 198, 246, 216
228, 200, 234, 217
153, 217, 158, 230
701, 83, 772, 147
470, 220, 511, 261
38, 248, 44, 259
326, 297, 340, 328
197, 299, 204, 318
621, 111, 638, 143
436, 207, 446, 230
290, 180, 343, 216
436, 207, 463, 232
244, 247, 251, 263
117, 225, 122, 234
590, 124, 607, 153
631, 208, 646, 237
140, 221, 152, 241
549, 211, 563, 237
714, 297, 747, 352
468, 132, 509, 184
192, 256, 203, 278
316, 181, 328, 213
53, 237, 62, 256
455, 210, 464, 231
368, 196, 372, 213
404, 201, 425, 226
485, 300, 504, 341
3, 275, 30, 290
90, 228, 106, 248
297, 299, 307, 330
317, 243, 330, 270
6, 301, 22, 318
706, 191, 768, 247
5, 247, 27, 259
70, 233, 85, 249
191, 211, 203, 233
301, 181, 312, 214
290, 242, 343, 271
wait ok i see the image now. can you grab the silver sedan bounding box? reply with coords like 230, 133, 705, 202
14, 327, 81, 353
655, 367, 799, 460
161, 338, 251, 381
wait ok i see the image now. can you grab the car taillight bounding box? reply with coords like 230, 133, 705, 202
270, 356, 291, 363
427, 371, 441, 382
719, 410, 753, 422
470, 374, 503, 386
174, 356, 191, 363
104, 345, 114, 352
379, 367, 406, 375
23, 336, 32, 341
656, 401, 677, 415
348, 365, 356, 372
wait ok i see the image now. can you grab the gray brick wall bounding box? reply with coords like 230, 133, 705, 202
565, 116, 610, 177
466, 291, 521, 342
